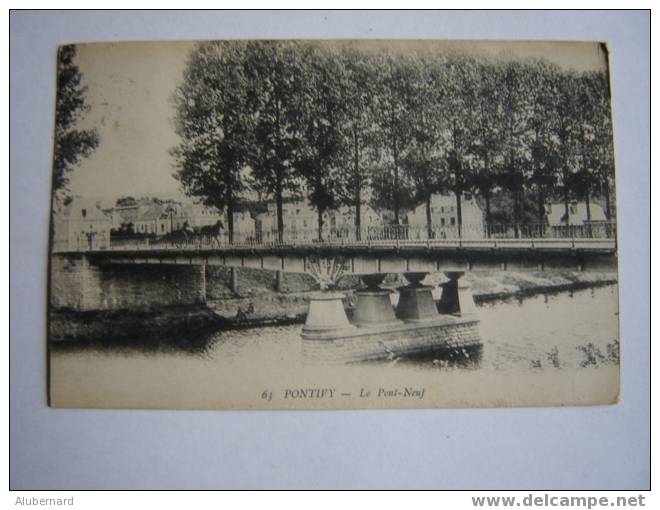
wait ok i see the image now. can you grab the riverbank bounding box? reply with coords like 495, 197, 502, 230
204, 270, 618, 327
49, 270, 617, 344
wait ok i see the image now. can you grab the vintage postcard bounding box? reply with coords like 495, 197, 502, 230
47, 40, 619, 409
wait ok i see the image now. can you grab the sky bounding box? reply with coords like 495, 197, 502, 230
66, 39, 609, 207
69, 41, 195, 206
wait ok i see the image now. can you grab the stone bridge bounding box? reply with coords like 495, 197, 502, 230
51, 229, 617, 317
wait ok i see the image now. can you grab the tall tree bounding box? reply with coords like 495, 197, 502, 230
526, 60, 562, 230
52, 44, 99, 197
571, 72, 598, 231
371, 52, 415, 226
244, 41, 308, 242
552, 70, 581, 227
442, 55, 479, 237
171, 41, 253, 242
468, 59, 505, 235
296, 45, 343, 241
590, 71, 615, 221
400, 52, 447, 238
495, 60, 534, 236
334, 46, 379, 240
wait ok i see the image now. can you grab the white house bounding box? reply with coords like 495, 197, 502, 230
545, 200, 609, 238
223, 210, 256, 242
255, 200, 384, 242
327, 205, 382, 231
545, 200, 607, 226
52, 197, 112, 251
407, 194, 485, 239
183, 202, 224, 228
256, 199, 319, 242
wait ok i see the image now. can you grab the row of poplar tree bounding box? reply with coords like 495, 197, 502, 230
171, 41, 615, 241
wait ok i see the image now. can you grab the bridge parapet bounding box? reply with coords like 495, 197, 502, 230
53, 222, 617, 255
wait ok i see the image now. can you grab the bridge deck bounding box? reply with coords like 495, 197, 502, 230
55, 238, 616, 275
59, 237, 616, 253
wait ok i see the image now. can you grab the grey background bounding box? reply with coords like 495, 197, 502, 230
10, 10, 650, 489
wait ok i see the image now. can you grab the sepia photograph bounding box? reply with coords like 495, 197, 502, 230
47, 39, 620, 410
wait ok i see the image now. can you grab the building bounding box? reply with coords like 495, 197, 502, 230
545, 200, 609, 237
254, 198, 387, 242
132, 203, 164, 235
545, 200, 607, 226
323, 205, 383, 240
407, 194, 485, 239
327, 205, 382, 230
52, 196, 112, 251
227, 210, 256, 242
183, 202, 224, 229
256, 199, 319, 242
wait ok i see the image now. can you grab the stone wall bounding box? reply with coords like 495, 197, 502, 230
302, 320, 482, 364
205, 266, 320, 298
50, 254, 206, 311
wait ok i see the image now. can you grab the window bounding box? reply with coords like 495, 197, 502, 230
81, 209, 87, 218
161, 224, 165, 232
440, 218, 445, 226
450, 217, 456, 226
570, 204, 577, 215
303, 220, 307, 227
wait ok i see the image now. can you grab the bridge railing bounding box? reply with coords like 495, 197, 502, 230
54, 221, 616, 253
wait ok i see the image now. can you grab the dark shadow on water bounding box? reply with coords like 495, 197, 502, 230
50, 329, 219, 357
473, 280, 616, 308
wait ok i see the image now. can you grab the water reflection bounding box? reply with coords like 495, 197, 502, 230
51, 285, 619, 372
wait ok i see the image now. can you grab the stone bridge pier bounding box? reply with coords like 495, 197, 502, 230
303, 271, 477, 335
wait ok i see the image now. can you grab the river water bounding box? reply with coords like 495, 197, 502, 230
49, 284, 620, 408
196, 284, 619, 371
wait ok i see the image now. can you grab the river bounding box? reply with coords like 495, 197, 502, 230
49, 284, 620, 409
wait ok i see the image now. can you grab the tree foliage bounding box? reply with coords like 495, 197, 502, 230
170, 41, 616, 236
52, 45, 99, 195
171, 41, 254, 240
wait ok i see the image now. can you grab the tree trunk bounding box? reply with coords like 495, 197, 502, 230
275, 176, 284, 244
455, 190, 462, 238
484, 151, 492, 238
355, 193, 361, 242
353, 129, 361, 241
453, 123, 462, 238
425, 195, 432, 239
484, 192, 492, 238
393, 148, 400, 226
603, 178, 612, 237
537, 186, 545, 237
603, 179, 611, 220
585, 190, 592, 238
563, 179, 570, 227
391, 104, 400, 227
317, 207, 324, 242
513, 190, 520, 238
226, 185, 234, 244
